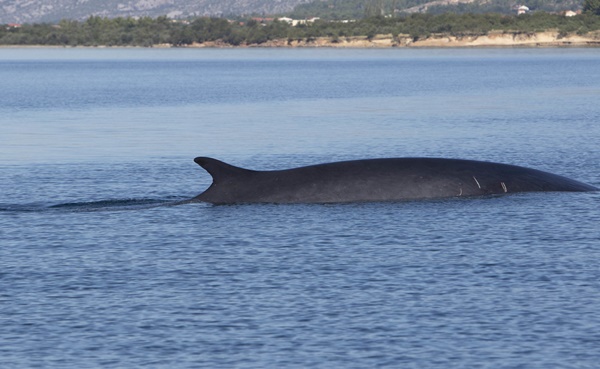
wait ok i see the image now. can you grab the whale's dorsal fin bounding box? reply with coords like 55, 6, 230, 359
194, 157, 254, 184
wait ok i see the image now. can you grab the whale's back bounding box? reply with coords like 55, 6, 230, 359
192, 157, 597, 204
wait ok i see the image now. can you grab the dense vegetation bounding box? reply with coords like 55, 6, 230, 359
428, 0, 583, 15
2, 12, 600, 47
289, 0, 583, 20
584, 0, 600, 14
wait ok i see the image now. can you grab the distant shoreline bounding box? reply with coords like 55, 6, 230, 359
2, 31, 600, 49
190, 31, 600, 48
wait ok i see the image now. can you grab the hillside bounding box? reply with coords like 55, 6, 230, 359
290, 0, 584, 20
3, 10, 600, 47
0, 0, 311, 24
0, 0, 586, 24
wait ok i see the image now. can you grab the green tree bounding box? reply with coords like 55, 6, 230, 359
584, 0, 600, 15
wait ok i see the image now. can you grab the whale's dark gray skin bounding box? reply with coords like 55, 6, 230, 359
191, 157, 597, 205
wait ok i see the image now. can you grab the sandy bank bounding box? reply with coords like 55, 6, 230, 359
3, 30, 599, 49
190, 31, 600, 48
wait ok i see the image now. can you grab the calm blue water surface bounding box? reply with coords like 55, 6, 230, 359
1, 47, 600, 368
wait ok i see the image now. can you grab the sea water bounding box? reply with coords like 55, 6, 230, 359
1, 47, 600, 368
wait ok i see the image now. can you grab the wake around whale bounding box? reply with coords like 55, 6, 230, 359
190, 157, 597, 205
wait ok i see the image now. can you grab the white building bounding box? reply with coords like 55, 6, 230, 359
278, 17, 293, 24
277, 17, 320, 26
517, 5, 530, 15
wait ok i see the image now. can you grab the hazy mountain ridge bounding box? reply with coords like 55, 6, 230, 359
0, 0, 311, 23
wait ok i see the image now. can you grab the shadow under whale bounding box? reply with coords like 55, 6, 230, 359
190, 157, 597, 205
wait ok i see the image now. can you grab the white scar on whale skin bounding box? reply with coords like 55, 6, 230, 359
473, 176, 481, 189
501, 182, 508, 193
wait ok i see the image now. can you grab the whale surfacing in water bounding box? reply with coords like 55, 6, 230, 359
191, 157, 597, 205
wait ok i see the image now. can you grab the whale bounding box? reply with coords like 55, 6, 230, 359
190, 157, 597, 205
